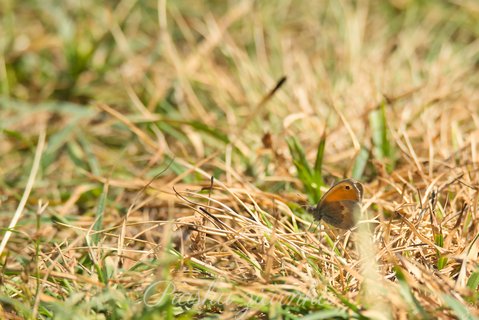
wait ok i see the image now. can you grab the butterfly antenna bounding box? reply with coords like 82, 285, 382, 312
305, 205, 317, 232
307, 221, 314, 232
312, 221, 320, 233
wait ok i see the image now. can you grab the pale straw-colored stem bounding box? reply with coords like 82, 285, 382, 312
0, 130, 46, 256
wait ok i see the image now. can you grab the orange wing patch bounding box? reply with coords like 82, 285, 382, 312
321, 181, 361, 203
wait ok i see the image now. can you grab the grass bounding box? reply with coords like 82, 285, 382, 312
1, 0, 479, 319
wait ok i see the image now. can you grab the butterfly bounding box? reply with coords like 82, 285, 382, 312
308, 179, 364, 229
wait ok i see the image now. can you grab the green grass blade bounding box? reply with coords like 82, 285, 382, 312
395, 266, 431, 319
369, 102, 395, 172
42, 121, 78, 169
287, 136, 313, 177
187, 120, 230, 143
78, 134, 101, 176
467, 271, 479, 290
91, 183, 108, 246
302, 309, 349, 320
313, 131, 326, 180
442, 294, 477, 320
0, 296, 32, 319
352, 146, 369, 180
287, 136, 325, 202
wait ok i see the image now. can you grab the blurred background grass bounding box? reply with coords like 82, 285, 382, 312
2, 0, 479, 319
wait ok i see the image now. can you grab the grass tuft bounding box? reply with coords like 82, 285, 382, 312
2, 1, 479, 319
287, 134, 325, 203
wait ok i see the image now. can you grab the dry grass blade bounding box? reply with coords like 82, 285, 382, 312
2, 1, 479, 319
0, 130, 46, 256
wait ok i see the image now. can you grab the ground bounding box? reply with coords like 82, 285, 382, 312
1, 1, 479, 319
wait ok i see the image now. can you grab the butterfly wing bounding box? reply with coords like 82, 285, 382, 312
319, 179, 363, 203
314, 200, 361, 229
310, 179, 364, 229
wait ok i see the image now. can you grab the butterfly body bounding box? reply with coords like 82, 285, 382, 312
310, 179, 363, 229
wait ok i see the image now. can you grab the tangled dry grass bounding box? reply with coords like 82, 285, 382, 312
2, 0, 479, 319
